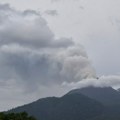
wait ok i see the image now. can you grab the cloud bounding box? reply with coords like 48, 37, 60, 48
23, 10, 40, 16
0, 4, 97, 111
63, 75, 120, 89
0, 3, 95, 93
79, 6, 84, 10
48, 0, 120, 77
109, 17, 120, 31
51, 0, 79, 3
51, 0, 61, 3
44, 10, 58, 16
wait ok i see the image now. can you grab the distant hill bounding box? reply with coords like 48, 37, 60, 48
9, 93, 104, 120
68, 86, 120, 105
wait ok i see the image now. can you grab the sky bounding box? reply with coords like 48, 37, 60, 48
0, 0, 120, 111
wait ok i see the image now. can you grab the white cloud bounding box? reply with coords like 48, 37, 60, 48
63, 75, 120, 89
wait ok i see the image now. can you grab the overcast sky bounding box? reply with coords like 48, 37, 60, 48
0, 0, 120, 111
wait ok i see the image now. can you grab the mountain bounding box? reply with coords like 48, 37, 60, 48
68, 86, 120, 106
67, 87, 120, 120
9, 93, 104, 120
117, 88, 120, 92
8, 86, 120, 120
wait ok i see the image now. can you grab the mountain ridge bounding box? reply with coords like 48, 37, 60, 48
8, 86, 120, 120
68, 86, 120, 105
9, 92, 104, 120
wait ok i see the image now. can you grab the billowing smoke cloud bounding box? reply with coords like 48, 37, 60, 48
0, 4, 96, 93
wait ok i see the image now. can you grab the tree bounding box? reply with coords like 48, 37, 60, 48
0, 112, 37, 120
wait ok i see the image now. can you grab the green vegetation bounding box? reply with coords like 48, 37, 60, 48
0, 112, 36, 120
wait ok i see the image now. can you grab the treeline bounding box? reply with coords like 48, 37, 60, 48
0, 111, 36, 120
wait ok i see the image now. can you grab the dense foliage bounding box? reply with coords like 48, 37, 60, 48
0, 112, 36, 120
